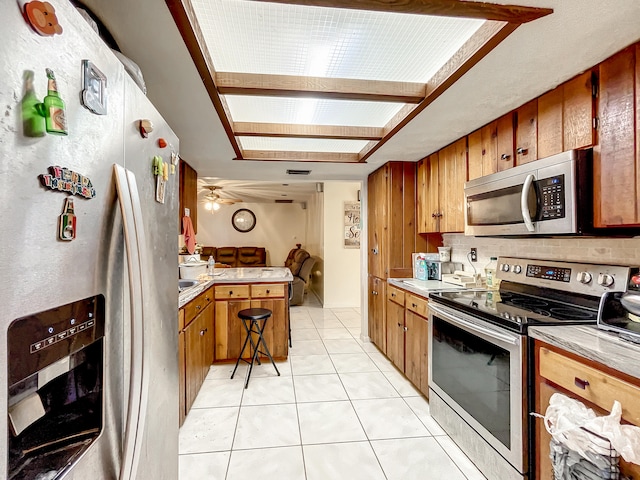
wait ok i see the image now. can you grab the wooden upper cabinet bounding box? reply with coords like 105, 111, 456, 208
563, 71, 595, 150
439, 138, 467, 233
496, 112, 515, 170
367, 167, 386, 278
416, 159, 428, 233
515, 99, 538, 164
594, 46, 639, 227
468, 121, 499, 181
537, 86, 564, 158
179, 160, 198, 234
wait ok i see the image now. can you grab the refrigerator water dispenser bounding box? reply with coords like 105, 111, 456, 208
7, 295, 105, 480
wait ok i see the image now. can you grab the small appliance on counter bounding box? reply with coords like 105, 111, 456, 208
412, 252, 464, 281
598, 271, 640, 343
441, 270, 484, 288
426, 260, 462, 281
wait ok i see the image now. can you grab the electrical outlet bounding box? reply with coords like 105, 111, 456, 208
470, 248, 478, 262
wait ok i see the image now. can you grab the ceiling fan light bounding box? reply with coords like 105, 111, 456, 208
212, 202, 221, 211
204, 201, 213, 211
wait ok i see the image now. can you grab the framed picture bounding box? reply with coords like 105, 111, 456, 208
344, 201, 360, 248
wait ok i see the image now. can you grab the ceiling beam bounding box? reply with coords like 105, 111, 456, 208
249, 0, 552, 23
233, 122, 384, 140
216, 73, 426, 103
166, 0, 243, 159
240, 150, 361, 163
359, 20, 520, 162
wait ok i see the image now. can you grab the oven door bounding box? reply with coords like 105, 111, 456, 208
428, 302, 526, 473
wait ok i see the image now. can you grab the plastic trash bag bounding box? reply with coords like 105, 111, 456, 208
534, 393, 640, 465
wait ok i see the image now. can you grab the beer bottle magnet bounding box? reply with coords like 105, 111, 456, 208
59, 197, 76, 241
40, 69, 68, 135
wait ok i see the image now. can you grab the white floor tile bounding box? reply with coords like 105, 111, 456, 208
291, 328, 321, 341
179, 407, 238, 454
293, 374, 349, 402
382, 369, 423, 397
233, 404, 300, 449
323, 338, 364, 354
403, 396, 447, 436
297, 401, 367, 444
311, 317, 344, 329
289, 339, 327, 356
290, 318, 315, 329
303, 442, 386, 480
226, 446, 305, 480
330, 353, 379, 373
206, 362, 247, 380
290, 354, 336, 376
339, 372, 399, 400
316, 327, 353, 339
366, 350, 397, 371
179, 451, 230, 480
245, 359, 291, 378
352, 398, 430, 440
241, 376, 296, 405
435, 436, 487, 480
371, 437, 467, 480
191, 378, 244, 408
360, 340, 383, 353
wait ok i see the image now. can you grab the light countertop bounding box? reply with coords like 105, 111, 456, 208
179, 267, 293, 308
388, 278, 466, 298
529, 325, 640, 380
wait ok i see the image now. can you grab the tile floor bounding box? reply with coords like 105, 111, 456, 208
179, 295, 487, 480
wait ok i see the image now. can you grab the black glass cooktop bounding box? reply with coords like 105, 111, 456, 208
429, 286, 599, 334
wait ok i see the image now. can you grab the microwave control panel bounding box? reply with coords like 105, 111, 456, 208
539, 175, 565, 219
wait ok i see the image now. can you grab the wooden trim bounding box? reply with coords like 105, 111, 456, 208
240, 150, 360, 163
216, 72, 426, 103
359, 21, 520, 162
249, 0, 552, 23
233, 122, 384, 140
165, 0, 243, 158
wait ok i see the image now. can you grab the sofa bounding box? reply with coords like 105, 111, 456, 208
200, 247, 266, 267
285, 247, 316, 306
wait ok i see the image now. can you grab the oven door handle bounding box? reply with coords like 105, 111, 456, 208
521, 174, 535, 232
429, 303, 520, 346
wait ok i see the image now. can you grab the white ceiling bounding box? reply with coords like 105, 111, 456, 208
81, 0, 640, 183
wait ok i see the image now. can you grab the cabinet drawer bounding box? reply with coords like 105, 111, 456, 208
387, 285, 405, 306
214, 284, 250, 300
184, 287, 213, 327
251, 284, 285, 298
406, 294, 429, 318
539, 347, 640, 425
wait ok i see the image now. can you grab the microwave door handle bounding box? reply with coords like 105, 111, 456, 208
521, 174, 535, 232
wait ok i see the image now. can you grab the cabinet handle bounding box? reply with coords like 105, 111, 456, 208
391, 293, 396, 297
200, 328, 207, 336
229, 291, 233, 295
266, 289, 270, 294
412, 303, 417, 308
403, 326, 408, 332
516, 147, 528, 155
372, 291, 378, 295
501, 153, 511, 160
574, 377, 590, 389
205, 297, 210, 301
196, 305, 201, 310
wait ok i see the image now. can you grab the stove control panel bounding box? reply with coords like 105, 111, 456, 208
497, 257, 634, 296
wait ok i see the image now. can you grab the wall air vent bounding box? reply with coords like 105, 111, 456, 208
275, 199, 294, 203
286, 169, 311, 175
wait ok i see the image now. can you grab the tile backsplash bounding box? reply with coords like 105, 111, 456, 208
444, 234, 640, 272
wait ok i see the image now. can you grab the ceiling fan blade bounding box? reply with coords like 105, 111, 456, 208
217, 198, 241, 205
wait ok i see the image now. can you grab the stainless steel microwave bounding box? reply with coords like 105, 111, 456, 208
464, 150, 592, 236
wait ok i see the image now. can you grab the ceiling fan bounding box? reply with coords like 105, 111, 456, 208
202, 185, 242, 212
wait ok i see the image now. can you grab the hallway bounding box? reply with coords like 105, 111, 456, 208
178, 295, 486, 479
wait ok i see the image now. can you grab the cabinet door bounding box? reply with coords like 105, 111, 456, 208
367, 166, 387, 278
416, 159, 428, 234
563, 70, 595, 150
368, 276, 386, 353
386, 299, 405, 371
424, 153, 440, 233
594, 46, 638, 227
250, 298, 288, 359
515, 99, 538, 164
179, 160, 198, 233
405, 310, 428, 396
439, 138, 467, 233
178, 330, 186, 426
184, 312, 205, 412
468, 122, 499, 181
496, 112, 515, 170
214, 299, 251, 361
537, 86, 564, 159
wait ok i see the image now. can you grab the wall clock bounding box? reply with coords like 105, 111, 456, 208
231, 208, 256, 233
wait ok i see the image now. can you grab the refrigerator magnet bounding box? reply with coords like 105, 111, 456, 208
22, 1, 63, 37
58, 197, 76, 241
138, 119, 153, 138
158, 138, 167, 148
81, 61, 107, 115
156, 175, 166, 204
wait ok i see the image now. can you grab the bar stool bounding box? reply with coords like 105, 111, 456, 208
230, 308, 280, 388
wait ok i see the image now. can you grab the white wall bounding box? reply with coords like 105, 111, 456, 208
196, 203, 307, 266
322, 182, 362, 308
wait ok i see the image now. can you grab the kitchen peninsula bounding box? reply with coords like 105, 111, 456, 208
178, 267, 293, 423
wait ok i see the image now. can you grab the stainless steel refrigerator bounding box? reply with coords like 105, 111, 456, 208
1, 1, 179, 479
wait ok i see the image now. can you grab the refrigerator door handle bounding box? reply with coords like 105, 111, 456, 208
114, 165, 150, 480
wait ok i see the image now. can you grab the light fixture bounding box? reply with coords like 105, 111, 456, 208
202, 185, 242, 213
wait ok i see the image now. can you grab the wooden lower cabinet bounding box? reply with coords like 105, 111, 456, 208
405, 310, 429, 395
213, 283, 289, 362
386, 286, 405, 370
368, 276, 387, 353
534, 341, 640, 479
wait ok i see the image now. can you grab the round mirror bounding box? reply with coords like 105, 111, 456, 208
231, 208, 256, 233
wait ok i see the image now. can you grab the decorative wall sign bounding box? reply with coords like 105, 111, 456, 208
138, 119, 153, 138
23, 1, 63, 36
81, 60, 107, 115
58, 197, 76, 241
344, 201, 361, 248
39, 166, 96, 199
